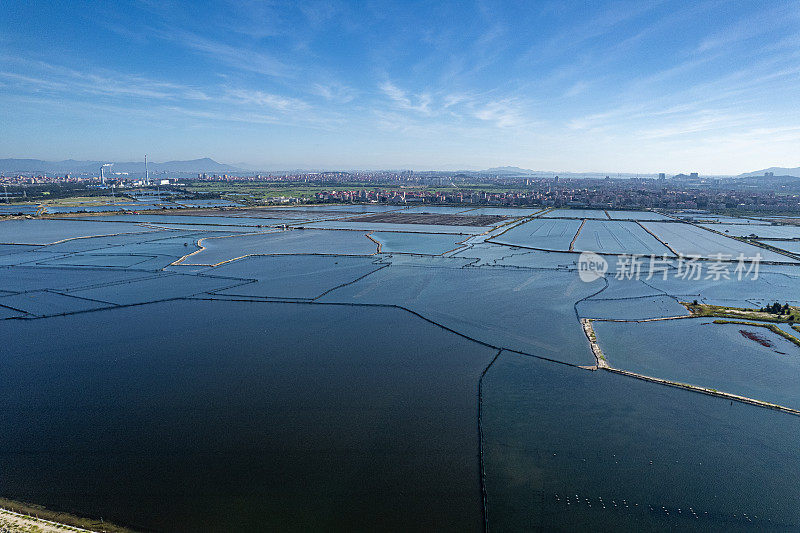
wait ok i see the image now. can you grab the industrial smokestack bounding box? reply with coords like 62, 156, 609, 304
100, 163, 113, 185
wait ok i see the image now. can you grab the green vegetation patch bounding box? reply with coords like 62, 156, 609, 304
684, 301, 800, 323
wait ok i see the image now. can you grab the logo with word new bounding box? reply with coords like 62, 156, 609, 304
578, 251, 608, 282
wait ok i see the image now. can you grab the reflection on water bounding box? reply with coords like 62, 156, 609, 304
2, 210, 800, 531
593, 319, 800, 409
482, 351, 800, 531
0, 300, 495, 531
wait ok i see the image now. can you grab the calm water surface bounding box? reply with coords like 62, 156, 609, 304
482, 352, 800, 531
0, 300, 495, 531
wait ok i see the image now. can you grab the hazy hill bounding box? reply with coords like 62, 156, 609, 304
738, 166, 800, 178
479, 167, 658, 179
481, 166, 538, 175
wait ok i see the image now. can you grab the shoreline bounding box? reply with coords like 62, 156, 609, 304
580, 318, 800, 416
0, 498, 135, 533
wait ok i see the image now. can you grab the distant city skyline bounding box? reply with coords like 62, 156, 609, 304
2, 1, 800, 174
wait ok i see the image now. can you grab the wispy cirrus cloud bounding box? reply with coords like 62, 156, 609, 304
0, 59, 211, 101
156, 29, 291, 78
0, 56, 345, 130
638, 110, 760, 139
695, 4, 800, 54
379, 81, 432, 114
471, 99, 529, 128
311, 82, 356, 103
4, 0, 800, 172
376, 79, 535, 133
224, 88, 310, 112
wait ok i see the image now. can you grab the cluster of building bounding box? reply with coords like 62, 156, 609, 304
0, 173, 85, 184
3, 169, 800, 213
309, 175, 800, 212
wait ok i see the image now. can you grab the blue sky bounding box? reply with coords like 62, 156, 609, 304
1, 0, 799, 173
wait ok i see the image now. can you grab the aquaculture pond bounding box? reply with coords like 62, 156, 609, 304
320, 262, 602, 366
643, 269, 800, 308
80, 214, 308, 227
2, 210, 800, 532
300, 220, 489, 234
210, 255, 383, 299
371, 231, 466, 255
641, 222, 791, 261
0, 219, 159, 245
462, 207, 541, 216
490, 218, 581, 250
605, 210, 672, 221
699, 223, 800, 239
593, 318, 800, 410
179, 229, 378, 265
577, 295, 688, 320
482, 352, 800, 531
542, 208, 610, 219
571, 220, 672, 256
766, 240, 800, 254
0, 300, 497, 532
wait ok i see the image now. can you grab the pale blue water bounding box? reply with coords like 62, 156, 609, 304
763, 239, 800, 254
81, 214, 307, 226
572, 220, 672, 255
0, 205, 38, 215
180, 229, 377, 265
371, 231, 466, 255
644, 271, 800, 307
677, 215, 768, 224
462, 207, 541, 216
283, 204, 404, 213
542, 208, 610, 218
174, 200, 241, 207
301, 220, 489, 234
577, 295, 688, 320
490, 218, 581, 250
0, 219, 159, 245
593, 318, 800, 409
700, 224, 800, 239
320, 262, 602, 365
606, 210, 672, 220
641, 222, 791, 261
209, 255, 383, 299
402, 205, 474, 214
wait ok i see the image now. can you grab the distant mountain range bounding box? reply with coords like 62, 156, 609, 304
479, 166, 656, 178
483, 165, 800, 180
481, 166, 539, 175
0, 158, 242, 174
737, 166, 800, 178
3, 158, 799, 179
